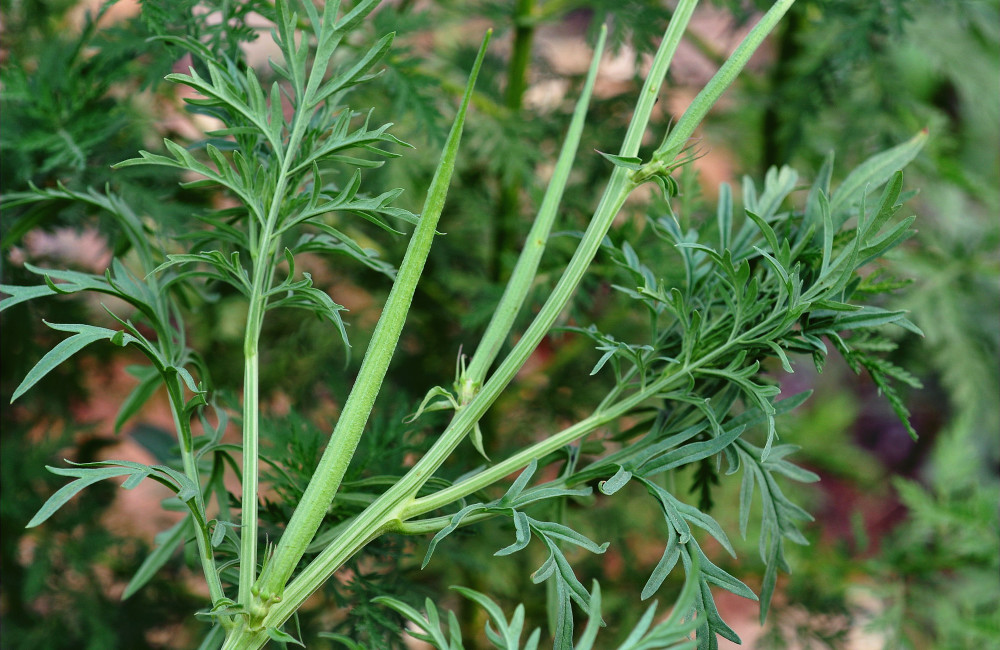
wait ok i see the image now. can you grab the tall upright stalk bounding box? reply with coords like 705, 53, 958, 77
237, 81, 316, 608
491, 0, 537, 282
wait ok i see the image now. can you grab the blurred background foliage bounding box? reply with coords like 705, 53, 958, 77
1, 0, 997, 648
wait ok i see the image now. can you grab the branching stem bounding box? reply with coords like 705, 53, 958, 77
165, 375, 227, 607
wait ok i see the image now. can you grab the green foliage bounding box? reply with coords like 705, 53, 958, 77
877, 462, 1000, 648
701, 3, 1000, 646
1, 3, 140, 188
6, 1, 989, 648
140, 0, 276, 64
377, 561, 702, 650
0, 422, 207, 649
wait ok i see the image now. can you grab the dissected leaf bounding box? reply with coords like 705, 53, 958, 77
11, 322, 137, 403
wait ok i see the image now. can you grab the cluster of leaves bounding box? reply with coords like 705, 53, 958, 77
4, 0, 415, 440
875, 465, 1000, 647
140, 0, 276, 64
374, 568, 702, 650
0, 0, 277, 234
0, 4, 180, 645
112, 2, 413, 346
384, 132, 926, 648
0, 420, 208, 649
422, 459, 611, 644
2, 0, 421, 644
707, 2, 1000, 645
583, 148, 923, 636
1, 2, 144, 191
746, 0, 913, 169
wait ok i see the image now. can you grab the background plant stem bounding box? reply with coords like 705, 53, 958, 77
491, 0, 536, 283
760, 4, 802, 172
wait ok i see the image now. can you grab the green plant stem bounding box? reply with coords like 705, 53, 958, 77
165, 375, 227, 607
233, 0, 369, 602
406, 303, 791, 520
760, 3, 802, 172
409, 0, 696, 478
237, 342, 260, 605
236, 161, 291, 608
505, 2, 535, 113
464, 24, 607, 388
652, 0, 795, 164
236, 72, 309, 607
149, 245, 225, 606
253, 365, 692, 642
395, 510, 497, 536
374, 0, 694, 506
407, 369, 685, 518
